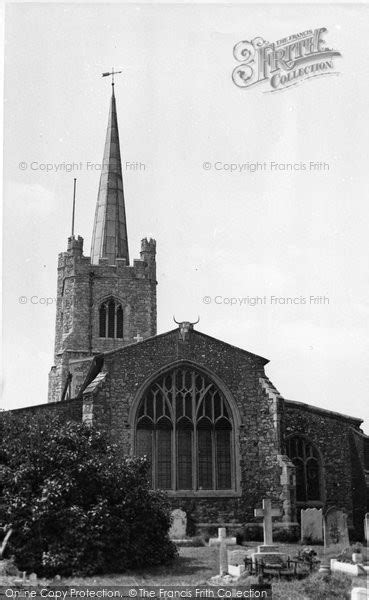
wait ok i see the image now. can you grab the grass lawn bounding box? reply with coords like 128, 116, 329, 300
1, 543, 367, 599
63, 546, 220, 586
61, 542, 364, 587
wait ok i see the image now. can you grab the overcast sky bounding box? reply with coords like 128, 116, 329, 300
2, 3, 369, 433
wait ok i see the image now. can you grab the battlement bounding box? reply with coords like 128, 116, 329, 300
57, 235, 156, 281
67, 235, 84, 256
141, 237, 156, 253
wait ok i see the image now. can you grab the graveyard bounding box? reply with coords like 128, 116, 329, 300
1, 408, 368, 599
0, 542, 367, 600
1, 501, 369, 599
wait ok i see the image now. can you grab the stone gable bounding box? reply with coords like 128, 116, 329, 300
79, 327, 285, 524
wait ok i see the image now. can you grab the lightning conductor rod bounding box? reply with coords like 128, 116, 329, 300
71, 177, 77, 237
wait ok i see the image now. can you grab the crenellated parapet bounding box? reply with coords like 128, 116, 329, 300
59, 235, 156, 281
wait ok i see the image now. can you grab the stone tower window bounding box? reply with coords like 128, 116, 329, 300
135, 366, 234, 492
286, 436, 322, 502
99, 299, 124, 339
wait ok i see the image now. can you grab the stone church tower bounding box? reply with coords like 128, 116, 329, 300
48, 84, 157, 402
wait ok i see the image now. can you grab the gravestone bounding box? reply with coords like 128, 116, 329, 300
219, 528, 228, 576
29, 573, 38, 585
301, 508, 323, 543
252, 498, 289, 569
228, 548, 248, 578
228, 548, 249, 566
324, 508, 349, 547
351, 588, 369, 600
364, 513, 369, 542
209, 528, 243, 583
208, 529, 237, 546
254, 498, 282, 552
228, 564, 245, 577
169, 509, 187, 539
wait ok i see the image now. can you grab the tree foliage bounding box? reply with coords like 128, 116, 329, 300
0, 412, 177, 576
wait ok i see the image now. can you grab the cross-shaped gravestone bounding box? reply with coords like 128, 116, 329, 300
133, 333, 143, 343
208, 528, 240, 583
208, 528, 237, 546
219, 528, 229, 576
254, 499, 282, 547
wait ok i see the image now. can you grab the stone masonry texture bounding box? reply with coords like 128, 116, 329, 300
5, 326, 369, 539
48, 235, 156, 403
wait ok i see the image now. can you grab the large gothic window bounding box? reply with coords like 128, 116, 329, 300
135, 366, 234, 492
99, 299, 123, 338
286, 436, 322, 502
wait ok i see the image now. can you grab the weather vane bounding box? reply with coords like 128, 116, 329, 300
102, 68, 123, 87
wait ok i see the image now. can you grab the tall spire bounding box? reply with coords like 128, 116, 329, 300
90, 84, 129, 265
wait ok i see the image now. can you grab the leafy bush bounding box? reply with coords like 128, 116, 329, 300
336, 543, 364, 563
0, 412, 177, 577
293, 546, 320, 568
301, 535, 324, 546
351, 542, 363, 554
237, 523, 299, 543
273, 525, 299, 543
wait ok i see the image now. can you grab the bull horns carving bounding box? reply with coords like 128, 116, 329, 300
173, 316, 200, 341
173, 316, 200, 326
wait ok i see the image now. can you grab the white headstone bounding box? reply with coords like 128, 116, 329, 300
228, 548, 249, 566
169, 509, 187, 539
364, 513, 369, 542
301, 508, 323, 543
228, 564, 245, 577
351, 587, 369, 600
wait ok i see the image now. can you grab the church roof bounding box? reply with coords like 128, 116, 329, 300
101, 327, 270, 365
285, 398, 363, 425
83, 371, 107, 394
90, 85, 129, 265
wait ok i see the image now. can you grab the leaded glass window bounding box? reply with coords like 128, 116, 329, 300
286, 436, 322, 502
136, 366, 234, 492
99, 298, 124, 339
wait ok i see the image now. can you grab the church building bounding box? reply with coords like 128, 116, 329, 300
11, 81, 369, 540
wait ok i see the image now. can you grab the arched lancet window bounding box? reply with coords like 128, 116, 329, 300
286, 436, 322, 502
136, 366, 234, 491
99, 299, 123, 339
